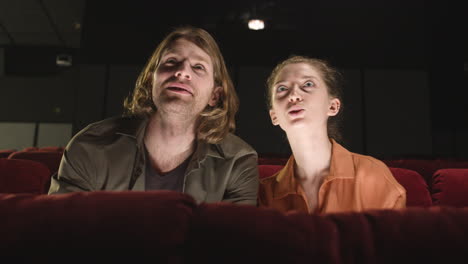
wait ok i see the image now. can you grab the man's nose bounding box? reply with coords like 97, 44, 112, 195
174, 61, 191, 80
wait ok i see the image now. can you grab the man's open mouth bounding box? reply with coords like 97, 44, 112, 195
167, 87, 190, 93
166, 83, 193, 95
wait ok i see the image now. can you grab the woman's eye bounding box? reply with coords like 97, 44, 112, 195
193, 64, 205, 70
276, 86, 287, 92
304, 81, 314, 87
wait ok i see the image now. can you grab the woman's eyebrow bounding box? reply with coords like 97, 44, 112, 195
274, 75, 318, 85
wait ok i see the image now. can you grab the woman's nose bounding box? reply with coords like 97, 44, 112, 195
288, 87, 302, 103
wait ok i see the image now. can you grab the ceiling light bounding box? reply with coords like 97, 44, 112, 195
248, 19, 265, 30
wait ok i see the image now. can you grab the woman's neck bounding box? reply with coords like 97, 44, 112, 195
287, 128, 332, 182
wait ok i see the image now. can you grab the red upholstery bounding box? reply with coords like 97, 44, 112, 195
0, 191, 196, 261
432, 169, 468, 207
0, 149, 16, 158
189, 203, 468, 263
22, 147, 39, 151
383, 159, 468, 185
258, 165, 431, 207
389, 167, 432, 207
0, 192, 466, 262
0, 158, 50, 194
8, 151, 63, 175
38, 146, 65, 152
258, 164, 283, 179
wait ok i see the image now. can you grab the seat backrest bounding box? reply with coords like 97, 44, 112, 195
383, 159, 468, 187
0, 149, 16, 158
0, 158, 50, 194
432, 169, 468, 207
258, 164, 284, 179
38, 146, 65, 152
22, 147, 39, 152
8, 151, 63, 175
389, 167, 432, 207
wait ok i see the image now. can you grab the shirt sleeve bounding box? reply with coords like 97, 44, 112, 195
359, 160, 407, 210
48, 135, 95, 194
222, 152, 259, 205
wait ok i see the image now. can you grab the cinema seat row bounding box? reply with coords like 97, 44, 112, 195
1, 147, 468, 262
1, 147, 468, 208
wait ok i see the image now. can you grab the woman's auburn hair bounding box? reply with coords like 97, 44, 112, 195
266, 55, 344, 142
124, 26, 239, 144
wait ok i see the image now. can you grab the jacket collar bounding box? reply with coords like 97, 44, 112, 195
273, 139, 355, 199
115, 115, 225, 160
115, 116, 148, 144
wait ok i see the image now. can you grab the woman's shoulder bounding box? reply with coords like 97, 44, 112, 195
349, 151, 405, 192
259, 170, 281, 186
350, 152, 389, 171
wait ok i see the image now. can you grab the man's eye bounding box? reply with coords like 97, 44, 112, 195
165, 58, 177, 64
304, 81, 315, 87
276, 86, 287, 92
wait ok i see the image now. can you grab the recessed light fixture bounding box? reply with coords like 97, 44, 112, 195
248, 19, 265, 30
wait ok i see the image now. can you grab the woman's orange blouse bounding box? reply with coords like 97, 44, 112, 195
259, 140, 406, 214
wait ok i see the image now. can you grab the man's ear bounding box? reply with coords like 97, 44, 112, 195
328, 98, 341, 116
208, 86, 222, 107
269, 109, 279, 126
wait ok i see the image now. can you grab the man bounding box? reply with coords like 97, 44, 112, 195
48, 26, 259, 205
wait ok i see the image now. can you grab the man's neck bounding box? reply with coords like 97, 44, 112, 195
144, 112, 197, 174
287, 127, 332, 183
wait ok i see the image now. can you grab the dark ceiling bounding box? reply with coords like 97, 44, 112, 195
77, 0, 455, 68
0, 0, 458, 69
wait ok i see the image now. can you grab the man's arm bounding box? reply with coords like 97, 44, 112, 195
48, 138, 95, 194
222, 153, 259, 205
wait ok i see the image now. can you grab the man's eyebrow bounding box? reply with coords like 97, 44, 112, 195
162, 49, 210, 64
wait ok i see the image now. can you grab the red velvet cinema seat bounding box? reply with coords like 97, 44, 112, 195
0, 191, 197, 262
188, 203, 468, 263
388, 167, 432, 207
0, 158, 50, 194
432, 169, 468, 207
0, 149, 16, 158
22, 147, 39, 151
8, 151, 63, 177
38, 146, 65, 152
257, 165, 431, 207
383, 158, 468, 187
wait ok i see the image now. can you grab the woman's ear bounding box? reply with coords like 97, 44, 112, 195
328, 98, 341, 116
208, 86, 222, 107
269, 109, 279, 126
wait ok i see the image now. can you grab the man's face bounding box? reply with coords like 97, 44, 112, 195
152, 38, 220, 118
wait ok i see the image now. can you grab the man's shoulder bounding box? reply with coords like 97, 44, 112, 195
70, 115, 144, 146
216, 133, 257, 158
77, 116, 144, 136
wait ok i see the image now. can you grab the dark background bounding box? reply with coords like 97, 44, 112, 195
0, 0, 465, 158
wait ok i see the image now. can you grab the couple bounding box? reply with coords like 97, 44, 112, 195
49, 26, 406, 214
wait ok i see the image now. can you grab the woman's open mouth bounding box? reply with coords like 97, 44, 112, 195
288, 109, 305, 116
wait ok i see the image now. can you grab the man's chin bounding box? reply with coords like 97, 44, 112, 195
155, 102, 195, 115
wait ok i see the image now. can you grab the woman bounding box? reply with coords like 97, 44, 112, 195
259, 56, 406, 214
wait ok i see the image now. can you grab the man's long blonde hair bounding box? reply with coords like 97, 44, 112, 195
124, 26, 239, 144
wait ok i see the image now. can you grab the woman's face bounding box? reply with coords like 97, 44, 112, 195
269, 62, 340, 132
